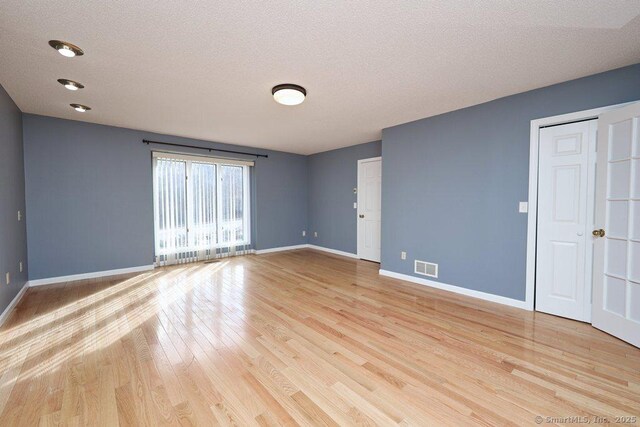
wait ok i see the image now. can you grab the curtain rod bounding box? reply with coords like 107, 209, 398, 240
142, 139, 268, 158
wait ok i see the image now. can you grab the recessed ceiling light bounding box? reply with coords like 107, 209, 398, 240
49, 40, 84, 57
57, 79, 84, 91
272, 84, 306, 106
70, 103, 91, 112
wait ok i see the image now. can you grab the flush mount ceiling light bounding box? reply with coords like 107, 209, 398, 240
70, 103, 91, 112
49, 40, 84, 57
272, 84, 306, 106
57, 79, 84, 91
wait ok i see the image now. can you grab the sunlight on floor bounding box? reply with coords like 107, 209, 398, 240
0, 260, 235, 403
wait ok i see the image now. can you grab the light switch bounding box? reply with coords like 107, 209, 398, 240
19, 262, 23, 273
302, 230, 306, 237
314, 232, 318, 237
353, 202, 357, 209
5, 273, 9, 285
519, 202, 528, 213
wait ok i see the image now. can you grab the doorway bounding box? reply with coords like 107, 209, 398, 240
527, 101, 640, 348
535, 120, 596, 322
152, 152, 252, 266
357, 157, 381, 262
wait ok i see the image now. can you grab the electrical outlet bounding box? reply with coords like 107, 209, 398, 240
19, 262, 23, 273
302, 230, 306, 237
5, 273, 10, 285
401, 251, 407, 260
17, 210, 22, 221
314, 231, 318, 238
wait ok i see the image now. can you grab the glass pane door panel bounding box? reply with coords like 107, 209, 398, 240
190, 162, 217, 250
220, 165, 244, 244
155, 159, 187, 255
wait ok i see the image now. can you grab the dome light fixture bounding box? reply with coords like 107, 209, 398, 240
70, 103, 91, 112
49, 40, 84, 57
57, 79, 84, 91
272, 84, 306, 106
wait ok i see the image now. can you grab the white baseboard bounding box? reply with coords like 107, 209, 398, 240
307, 244, 359, 259
0, 280, 30, 327
255, 244, 309, 255
255, 243, 359, 259
379, 269, 529, 310
28, 265, 155, 287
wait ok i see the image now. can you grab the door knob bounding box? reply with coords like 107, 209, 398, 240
592, 229, 605, 237
359, 214, 364, 218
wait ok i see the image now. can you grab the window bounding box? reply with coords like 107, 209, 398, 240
152, 152, 251, 265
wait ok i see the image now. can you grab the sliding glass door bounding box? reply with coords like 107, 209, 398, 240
220, 165, 246, 244
153, 152, 251, 265
189, 161, 217, 251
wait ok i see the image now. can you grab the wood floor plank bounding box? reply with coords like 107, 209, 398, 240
0, 249, 638, 426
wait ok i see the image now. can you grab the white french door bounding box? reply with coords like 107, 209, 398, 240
153, 152, 252, 265
592, 102, 640, 347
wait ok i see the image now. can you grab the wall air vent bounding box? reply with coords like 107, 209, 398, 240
415, 260, 438, 278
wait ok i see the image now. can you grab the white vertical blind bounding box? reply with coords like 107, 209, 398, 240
190, 161, 217, 254
154, 158, 188, 264
220, 165, 245, 246
153, 152, 252, 266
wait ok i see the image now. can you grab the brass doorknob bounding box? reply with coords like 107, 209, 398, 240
592, 229, 605, 237
359, 214, 364, 218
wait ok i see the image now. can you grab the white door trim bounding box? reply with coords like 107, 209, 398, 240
525, 102, 635, 311
357, 156, 382, 261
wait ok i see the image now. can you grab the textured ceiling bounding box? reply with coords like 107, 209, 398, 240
1, 1, 640, 154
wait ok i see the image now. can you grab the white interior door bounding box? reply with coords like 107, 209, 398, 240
536, 120, 596, 322
357, 157, 381, 262
592, 102, 640, 348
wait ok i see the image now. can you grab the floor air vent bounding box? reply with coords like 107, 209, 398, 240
415, 260, 438, 278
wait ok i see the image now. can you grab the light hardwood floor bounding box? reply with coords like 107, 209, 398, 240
0, 249, 638, 426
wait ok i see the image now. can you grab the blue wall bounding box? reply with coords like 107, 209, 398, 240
308, 141, 381, 254
22, 115, 308, 280
381, 63, 640, 301
0, 85, 28, 313
16, 62, 640, 296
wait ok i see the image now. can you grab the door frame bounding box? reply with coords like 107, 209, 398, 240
357, 156, 382, 261
525, 102, 634, 311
